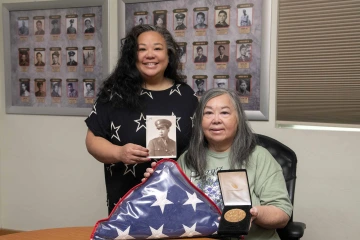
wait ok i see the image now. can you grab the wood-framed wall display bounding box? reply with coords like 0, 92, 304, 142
119, 0, 270, 121
3, 0, 109, 116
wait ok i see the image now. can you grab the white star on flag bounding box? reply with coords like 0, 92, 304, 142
134, 113, 147, 132
140, 90, 153, 99
180, 223, 201, 237
147, 225, 168, 239
115, 226, 135, 239
89, 102, 97, 117
169, 84, 182, 96
183, 191, 203, 211
123, 164, 137, 177
111, 121, 121, 142
150, 192, 173, 213
172, 112, 181, 131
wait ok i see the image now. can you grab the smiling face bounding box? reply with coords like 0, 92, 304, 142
136, 31, 169, 83
202, 94, 238, 152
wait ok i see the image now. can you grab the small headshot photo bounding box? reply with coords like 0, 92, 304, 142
214, 45, 229, 63
50, 19, 61, 35
135, 15, 147, 26
215, 9, 229, 28
66, 18, 77, 34
214, 79, 228, 89
194, 11, 208, 29
34, 19, 45, 35
237, 43, 252, 62
84, 82, 95, 98
67, 50, 77, 66
83, 49, 95, 66
194, 78, 206, 97
34, 51, 45, 66
194, 45, 208, 63
51, 51, 61, 66
174, 13, 187, 30
179, 45, 187, 63
67, 82, 79, 98
35, 81, 46, 97
84, 17, 95, 33
18, 20, 29, 35
154, 13, 166, 28
239, 8, 252, 27
51, 82, 61, 97
19, 51, 29, 66
236, 78, 251, 96
20, 82, 30, 97
147, 116, 177, 158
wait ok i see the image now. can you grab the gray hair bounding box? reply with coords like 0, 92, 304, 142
184, 88, 257, 179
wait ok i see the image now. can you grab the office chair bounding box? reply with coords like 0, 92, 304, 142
255, 134, 306, 240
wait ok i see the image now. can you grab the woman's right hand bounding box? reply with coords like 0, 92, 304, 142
142, 161, 157, 182
116, 143, 151, 165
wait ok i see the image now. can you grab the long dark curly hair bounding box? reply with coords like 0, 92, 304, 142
97, 24, 185, 110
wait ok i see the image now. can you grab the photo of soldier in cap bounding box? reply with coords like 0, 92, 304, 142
18, 20, 29, 35
147, 116, 176, 158
174, 13, 187, 30
194, 45, 207, 63
194, 78, 206, 97
19, 50, 29, 66
67, 50, 77, 66
50, 19, 61, 34
215, 79, 228, 89
67, 18, 77, 34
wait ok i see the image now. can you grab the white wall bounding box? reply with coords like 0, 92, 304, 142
0, 0, 359, 239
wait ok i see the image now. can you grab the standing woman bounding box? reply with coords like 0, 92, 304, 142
85, 24, 198, 214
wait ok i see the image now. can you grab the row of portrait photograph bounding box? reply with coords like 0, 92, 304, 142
18, 15, 96, 36
190, 77, 252, 97
19, 79, 95, 98
134, 6, 253, 30
178, 41, 252, 64
18, 48, 95, 67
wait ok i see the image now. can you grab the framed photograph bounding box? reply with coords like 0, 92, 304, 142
119, 0, 270, 121
3, 0, 110, 116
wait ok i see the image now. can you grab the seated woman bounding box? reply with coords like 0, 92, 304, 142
144, 88, 292, 240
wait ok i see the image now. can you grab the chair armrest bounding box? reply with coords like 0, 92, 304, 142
277, 221, 306, 239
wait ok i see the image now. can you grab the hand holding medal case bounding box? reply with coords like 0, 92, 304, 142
217, 169, 252, 236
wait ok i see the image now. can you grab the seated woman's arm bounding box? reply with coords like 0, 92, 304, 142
85, 129, 150, 165
250, 205, 290, 229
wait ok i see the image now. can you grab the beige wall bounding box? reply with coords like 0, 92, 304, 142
0, 0, 359, 239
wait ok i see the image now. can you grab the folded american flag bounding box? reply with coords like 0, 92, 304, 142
91, 159, 221, 239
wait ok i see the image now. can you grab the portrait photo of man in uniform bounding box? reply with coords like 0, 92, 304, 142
239, 8, 252, 27
236, 78, 251, 96
174, 13, 187, 30
50, 19, 61, 34
215, 10, 229, 28
236, 44, 251, 62
147, 117, 176, 158
67, 82, 78, 98
214, 45, 229, 63
67, 18, 77, 34
51, 82, 61, 97
35, 81, 46, 97
34, 20, 45, 35
67, 51, 77, 66
215, 79, 228, 89
51, 51, 61, 66
194, 11, 208, 29
194, 46, 207, 63
18, 20, 29, 35
34, 51, 45, 66
19, 51, 29, 66
194, 78, 206, 97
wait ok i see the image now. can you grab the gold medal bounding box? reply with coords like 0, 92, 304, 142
224, 208, 246, 222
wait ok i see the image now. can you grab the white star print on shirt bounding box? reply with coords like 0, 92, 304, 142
180, 223, 201, 237
111, 121, 121, 142
140, 89, 153, 99
123, 164, 137, 177
147, 225, 168, 239
134, 113, 147, 132
172, 112, 181, 131
169, 84, 182, 96
150, 192, 173, 213
190, 113, 195, 127
115, 226, 135, 239
88, 102, 97, 117
183, 191, 203, 211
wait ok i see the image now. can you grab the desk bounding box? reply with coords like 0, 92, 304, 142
0, 227, 213, 240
